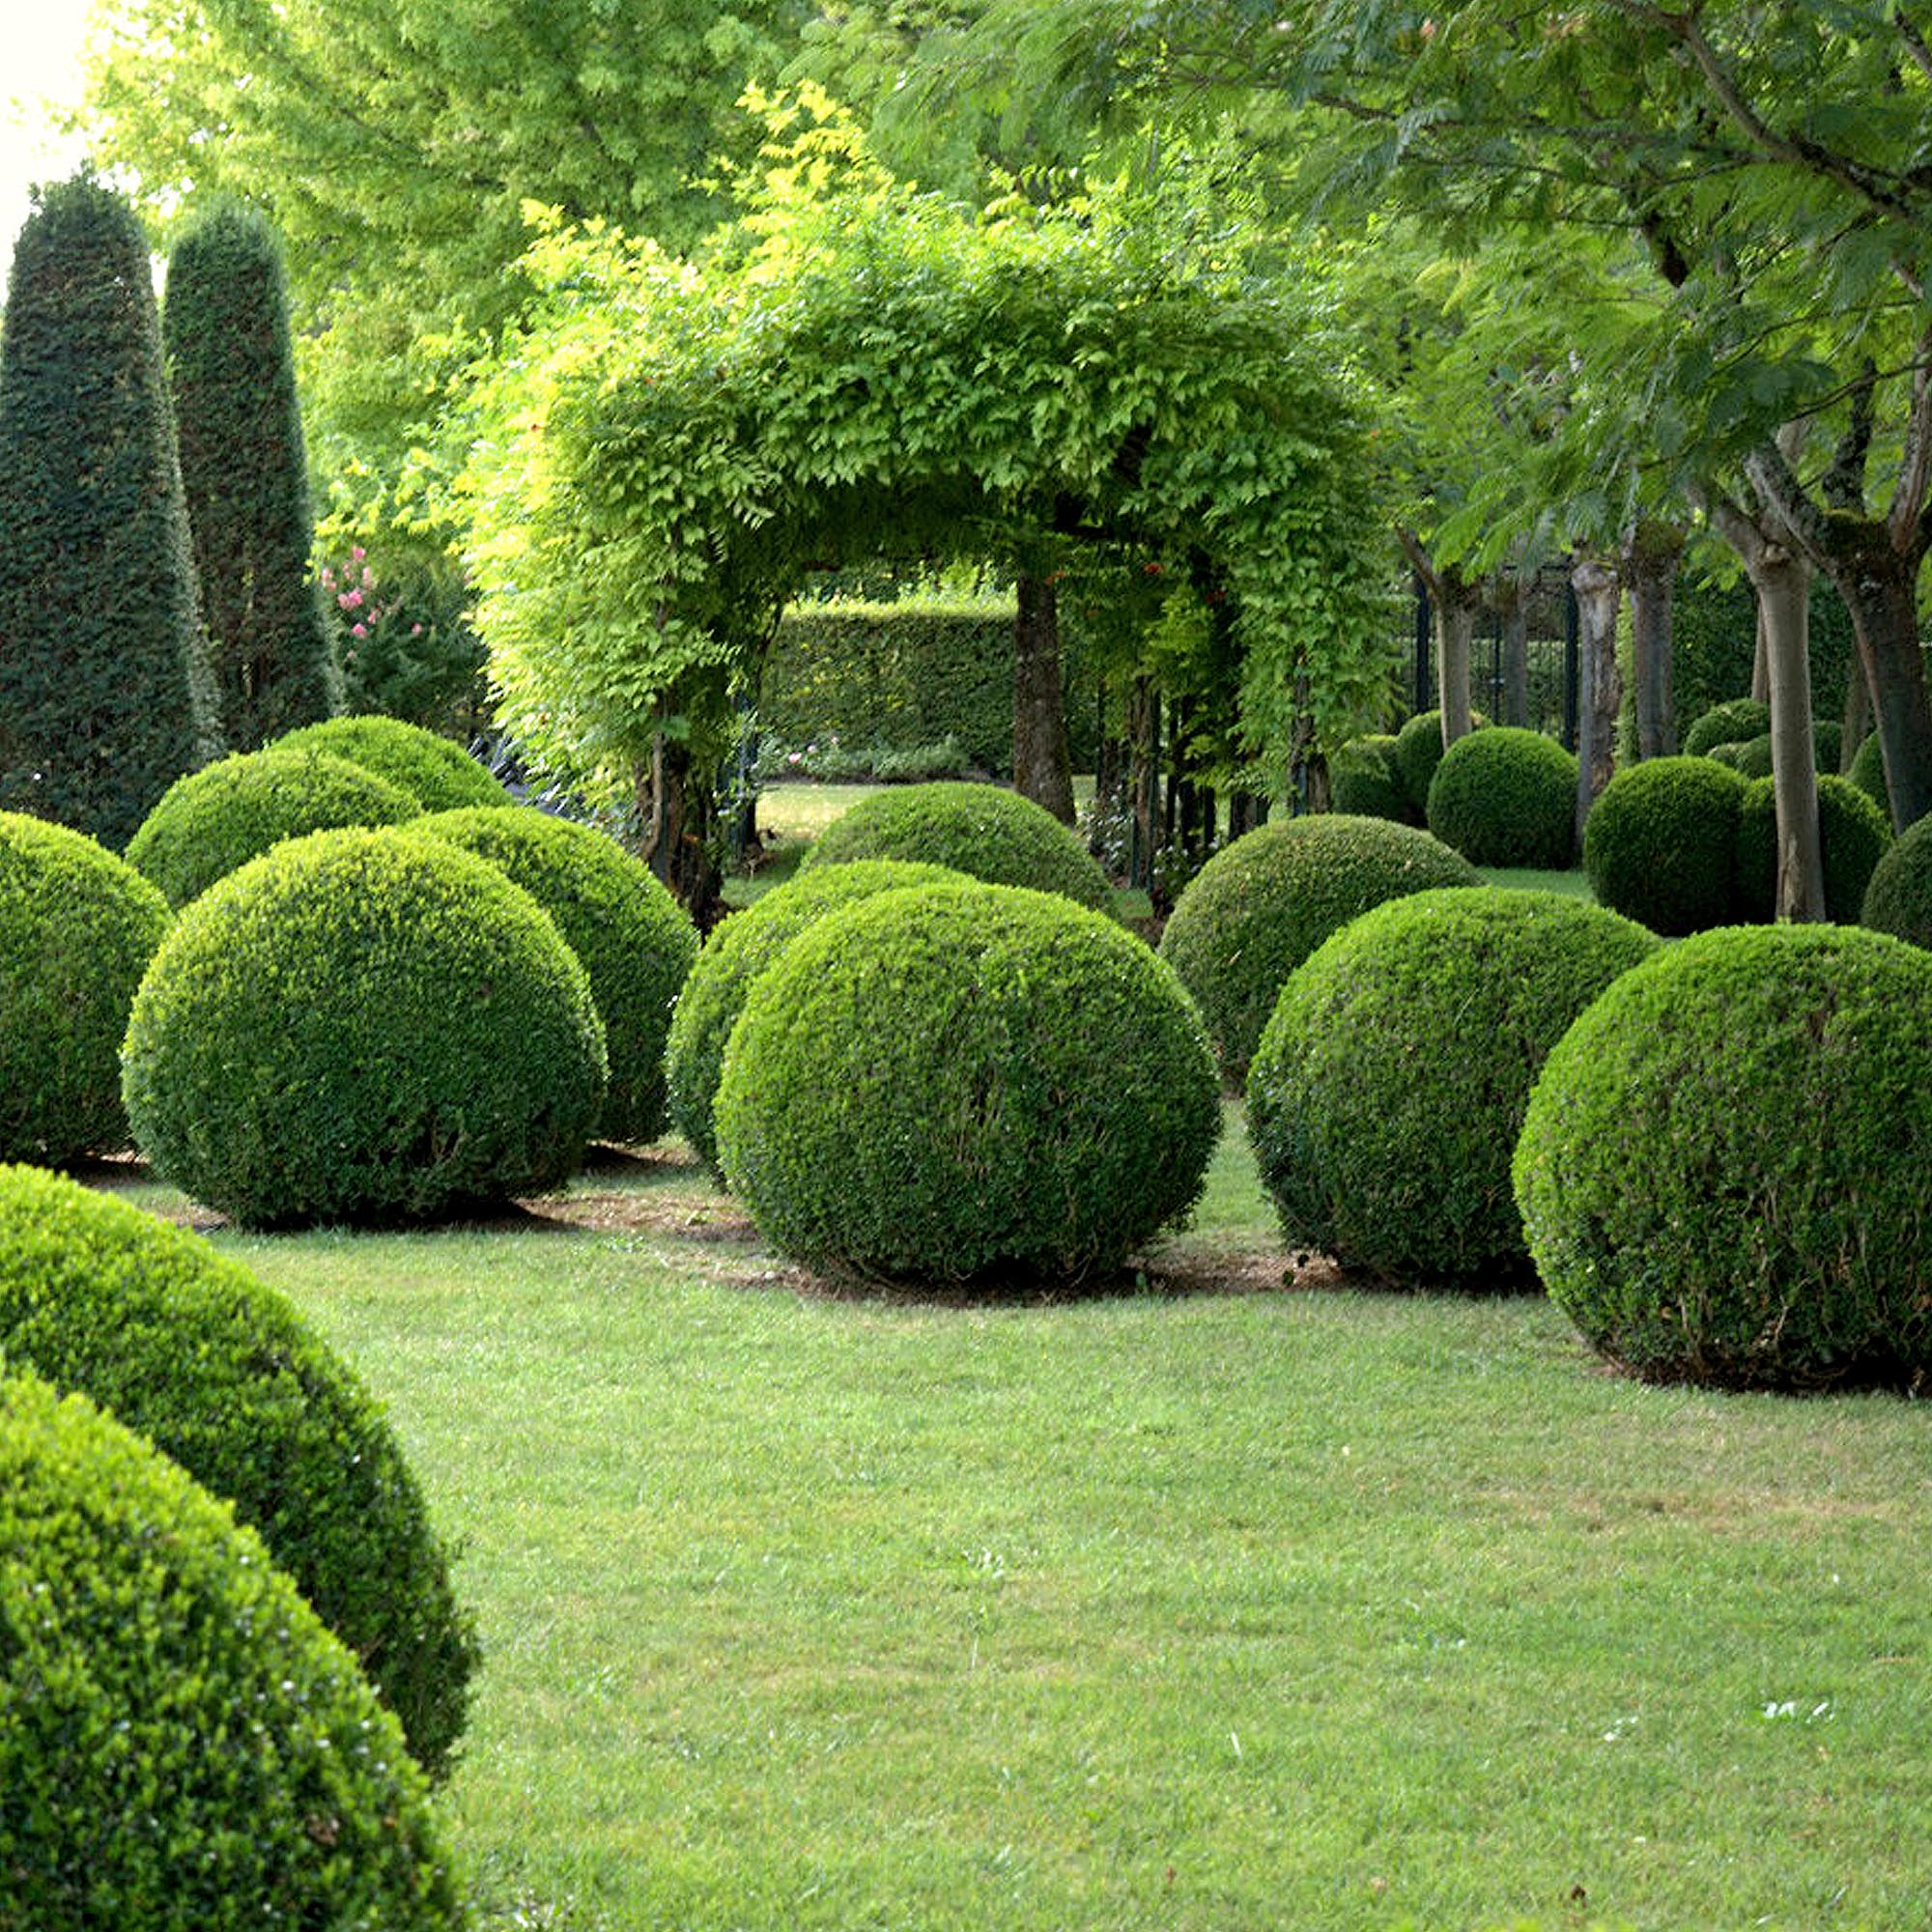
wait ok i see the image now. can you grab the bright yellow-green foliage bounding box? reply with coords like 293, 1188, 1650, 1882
270, 715, 509, 810
461, 98, 1394, 801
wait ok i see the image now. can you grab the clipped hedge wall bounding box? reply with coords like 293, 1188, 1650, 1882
1581, 755, 1748, 935
1158, 814, 1482, 1076
1514, 924, 1932, 1390
270, 714, 509, 810
667, 859, 965, 1173
127, 746, 421, 906
1425, 726, 1578, 868
715, 881, 1219, 1287
800, 780, 1112, 910
0, 811, 172, 1166
0, 1370, 467, 1929
1734, 773, 1891, 923
1248, 889, 1657, 1286
408, 807, 697, 1146
124, 827, 607, 1228
0, 1164, 477, 1777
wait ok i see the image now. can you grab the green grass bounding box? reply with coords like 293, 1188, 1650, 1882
105, 1107, 1932, 1932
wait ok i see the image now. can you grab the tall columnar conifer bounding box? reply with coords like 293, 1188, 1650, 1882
164, 203, 341, 749
0, 176, 221, 845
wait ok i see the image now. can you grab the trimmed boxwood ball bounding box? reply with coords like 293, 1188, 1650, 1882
1849, 729, 1889, 817
1727, 732, 1774, 779
0, 810, 171, 1166
667, 858, 965, 1173
1391, 708, 1485, 818
0, 1371, 466, 1928
123, 827, 607, 1228
1514, 924, 1932, 1391
715, 881, 1219, 1287
1734, 773, 1891, 923
270, 713, 510, 810
1248, 889, 1657, 1286
126, 745, 422, 906
1328, 733, 1413, 823
1683, 696, 1771, 757
1425, 726, 1578, 867
0, 1163, 477, 1777
798, 780, 1112, 910
1581, 755, 1748, 936
407, 806, 697, 1146
1860, 810, 1932, 948
1158, 814, 1482, 1076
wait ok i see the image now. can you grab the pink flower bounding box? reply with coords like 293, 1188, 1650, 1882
411, 623, 423, 636
351, 622, 368, 638
351, 546, 366, 562
340, 588, 363, 610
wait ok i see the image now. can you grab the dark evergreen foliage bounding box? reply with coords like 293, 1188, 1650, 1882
163, 203, 341, 748
0, 176, 219, 846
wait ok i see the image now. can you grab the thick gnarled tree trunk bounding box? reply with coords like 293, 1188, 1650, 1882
1012, 564, 1075, 825
636, 729, 723, 929
1622, 519, 1683, 759
1571, 557, 1622, 843
1397, 528, 1479, 746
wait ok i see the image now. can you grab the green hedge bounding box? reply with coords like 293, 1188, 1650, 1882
1328, 734, 1413, 823
1425, 727, 1577, 868
1861, 810, 1932, 947
1581, 756, 1748, 935
0, 1164, 478, 1777
270, 714, 509, 810
1734, 774, 1890, 923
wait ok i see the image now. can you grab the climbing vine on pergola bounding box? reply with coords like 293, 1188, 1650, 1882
462, 99, 1395, 894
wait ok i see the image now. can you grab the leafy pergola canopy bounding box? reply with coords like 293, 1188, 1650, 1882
461, 98, 1394, 795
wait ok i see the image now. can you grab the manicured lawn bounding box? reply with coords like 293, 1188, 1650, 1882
120, 1106, 1932, 1932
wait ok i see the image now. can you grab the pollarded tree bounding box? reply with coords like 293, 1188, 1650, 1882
165, 204, 342, 749
0, 176, 220, 846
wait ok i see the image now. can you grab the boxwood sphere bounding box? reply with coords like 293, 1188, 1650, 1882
407, 806, 697, 1146
666, 859, 965, 1173
798, 781, 1113, 910
1158, 814, 1482, 1076
1248, 890, 1657, 1286
1683, 696, 1771, 757
1860, 810, 1932, 947
127, 746, 422, 906
715, 882, 1219, 1287
1515, 925, 1932, 1391
0, 1371, 467, 1929
1848, 730, 1889, 817
0, 811, 171, 1165
123, 827, 607, 1228
1734, 773, 1890, 923
0, 1163, 477, 1777
270, 714, 510, 810
1581, 755, 1748, 935
1425, 726, 1578, 867
1329, 734, 1413, 823
1392, 709, 1486, 818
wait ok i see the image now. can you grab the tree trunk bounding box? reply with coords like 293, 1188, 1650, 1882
1395, 528, 1478, 743
1821, 531, 1932, 828
1571, 558, 1623, 843
1622, 520, 1683, 758
1494, 584, 1530, 728
1012, 565, 1074, 824
1753, 554, 1827, 921
1842, 663, 1871, 772
636, 731, 723, 929
1126, 675, 1160, 894
1750, 601, 1771, 704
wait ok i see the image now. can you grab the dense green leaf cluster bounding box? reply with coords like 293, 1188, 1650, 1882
1249, 889, 1656, 1286
1515, 926, 1932, 1390
1681, 697, 1771, 758
0, 812, 171, 1165
164, 203, 342, 749
1425, 726, 1577, 868
406, 807, 697, 1146
0, 1369, 467, 1929
1859, 811, 1932, 948
1327, 734, 1412, 823
1849, 730, 1889, 817
1158, 815, 1481, 1077
1734, 774, 1890, 924
127, 747, 422, 906
123, 828, 607, 1228
1391, 709, 1484, 820
0, 1165, 477, 1777
667, 860, 966, 1173
715, 881, 1219, 1287
270, 715, 509, 810
799, 781, 1111, 909
0, 178, 219, 846
1581, 756, 1748, 935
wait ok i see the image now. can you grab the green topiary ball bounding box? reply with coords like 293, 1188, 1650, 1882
0, 811, 171, 1166
1683, 696, 1771, 757
123, 827, 607, 1228
666, 859, 966, 1173
1328, 734, 1413, 823
126, 746, 422, 906
1391, 709, 1486, 819
1158, 814, 1482, 1076
1425, 726, 1578, 867
1514, 924, 1932, 1390
1728, 732, 1774, 780
0, 1370, 467, 1928
270, 714, 510, 810
1734, 774, 1891, 923
1848, 730, 1889, 819
1860, 810, 1932, 948
0, 1164, 477, 1777
1249, 889, 1657, 1286
407, 806, 697, 1146
1580, 755, 1748, 935
716, 881, 1219, 1287
798, 781, 1112, 910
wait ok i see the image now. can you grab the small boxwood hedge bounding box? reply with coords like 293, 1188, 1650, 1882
1733, 773, 1891, 923
1425, 726, 1578, 868
1861, 809, 1932, 948
1392, 709, 1485, 819
1682, 696, 1771, 757
270, 714, 510, 810
1328, 734, 1413, 823
1581, 755, 1748, 935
